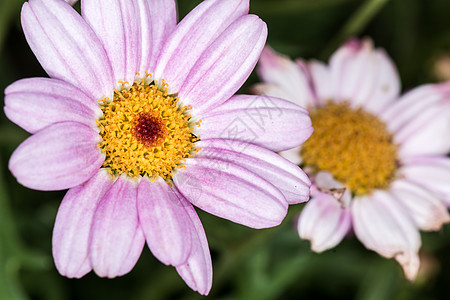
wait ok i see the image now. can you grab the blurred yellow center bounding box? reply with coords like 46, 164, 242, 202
301, 102, 398, 195
96, 74, 200, 180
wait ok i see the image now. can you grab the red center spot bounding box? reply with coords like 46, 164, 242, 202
133, 112, 168, 148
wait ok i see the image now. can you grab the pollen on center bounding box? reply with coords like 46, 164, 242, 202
96, 74, 200, 181
133, 111, 168, 148
301, 101, 398, 195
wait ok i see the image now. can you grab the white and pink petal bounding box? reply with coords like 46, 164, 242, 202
390, 179, 449, 231
21, 0, 114, 100
250, 83, 298, 104
52, 169, 113, 278
65, 0, 78, 5
154, 0, 249, 93
179, 15, 267, 113
382, 83, 450, 157
312, 171, 352, 208
197, 139, 311, 204
382, 84, 446, 132
9, 122, 104, 191
137, 177, 193, 266
173, 157, 288, 229
175, 195, 212, 295
329, 39, 400, 114
90, 174, 145, 278
199, 94, 313, 152
308, 59, 331, 104
352, 191, 421, 280
136, 0, 177, 72
401, 155, 450, 206
278, 146, 303, 166
4, 78, 100, 133
82, 0, 141, 86
298, 193, 351, 252
257, 46, 317, 108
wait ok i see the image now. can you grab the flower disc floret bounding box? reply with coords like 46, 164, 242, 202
301, 102, 398, 195
96, 75, 200, 180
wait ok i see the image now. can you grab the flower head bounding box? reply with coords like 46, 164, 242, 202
254, 38, 450, 280
4, 0, 313, 294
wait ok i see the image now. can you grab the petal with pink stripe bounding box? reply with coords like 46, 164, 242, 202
82, 0, 141, 86
175, 195, 212, 295
90, 174, 145, 277
179, 15, 266, 113
199, 95, 313, 152
154, 0, 249, 93
5, 78, 100, 133
173, 157, 287, 229
136, 0, 177, 72
21, 0, 113, 100
137, 177, 193, 266
298, 193, 351, 252
9, 122, 104, 191
52, 169, 113, 278
197, 139, 310, 204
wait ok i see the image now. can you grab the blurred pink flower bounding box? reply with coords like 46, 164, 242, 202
4, 0, 313, 294
254, 39, 450, 280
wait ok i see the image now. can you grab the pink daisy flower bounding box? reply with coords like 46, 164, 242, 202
4, 0, 313, 294
254, 39, 450, 280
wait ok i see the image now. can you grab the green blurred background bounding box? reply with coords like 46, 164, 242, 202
1, 0, 450, 299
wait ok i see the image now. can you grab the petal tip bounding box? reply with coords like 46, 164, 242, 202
396, 251, 420, 281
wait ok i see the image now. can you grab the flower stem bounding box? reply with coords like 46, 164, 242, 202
321, 0, 391, 59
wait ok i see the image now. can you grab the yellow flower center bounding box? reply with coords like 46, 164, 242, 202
96, 74, 200, 181
301, 102, 398, 195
